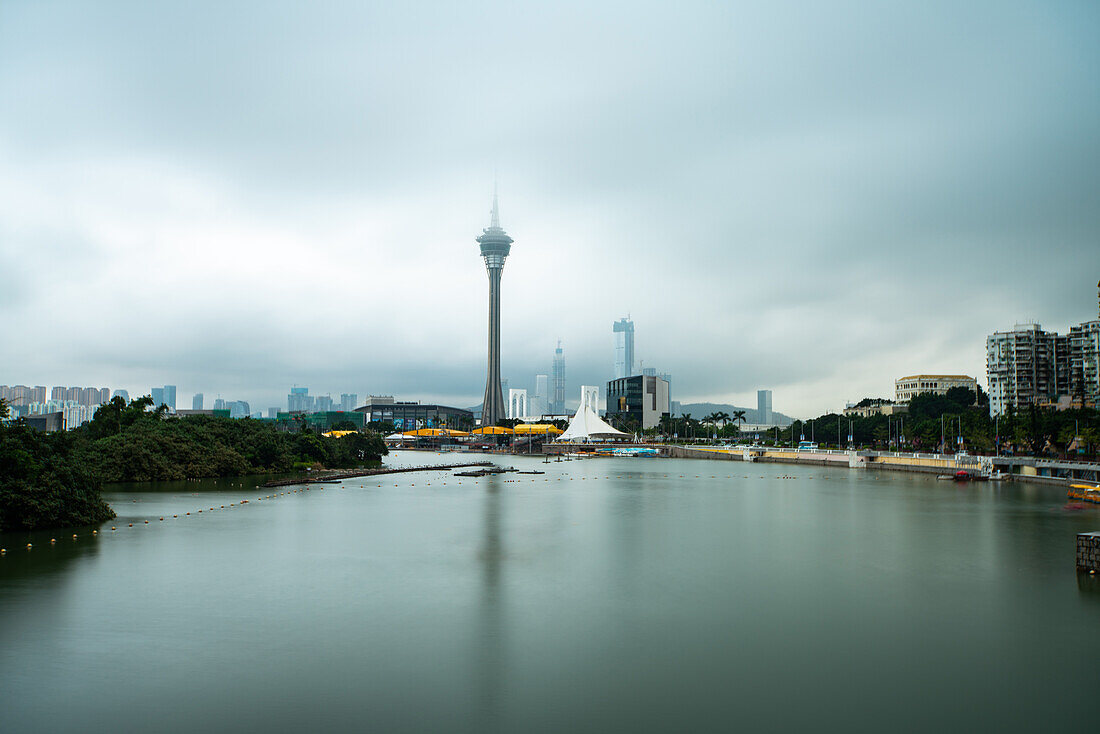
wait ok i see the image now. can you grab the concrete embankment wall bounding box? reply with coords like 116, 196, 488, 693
664, 445, 1077, 488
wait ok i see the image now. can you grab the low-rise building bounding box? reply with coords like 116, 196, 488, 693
895, 374, 977, 403
843, 402, 908, 418
606, 374, 670, 430
354, 396, 473, 431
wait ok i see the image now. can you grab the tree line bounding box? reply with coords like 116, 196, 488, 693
0, 396, 388, 531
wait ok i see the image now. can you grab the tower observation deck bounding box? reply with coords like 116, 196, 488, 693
477, 191, 513, 427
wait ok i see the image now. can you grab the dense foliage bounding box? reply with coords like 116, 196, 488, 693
0, 396, 388, 530
774, 388, 1099, 457
70, 397, 388, 482
0, 406, 116, 531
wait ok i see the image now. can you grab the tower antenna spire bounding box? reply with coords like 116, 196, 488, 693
490, 178, 500, 229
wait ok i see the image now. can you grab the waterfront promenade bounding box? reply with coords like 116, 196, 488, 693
542, 443, 1100, 487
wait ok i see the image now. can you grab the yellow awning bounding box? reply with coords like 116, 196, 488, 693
321, 430, 359, 438
472, 426, 514, 435
402, 428, 471, 437
513, 423, 563, 435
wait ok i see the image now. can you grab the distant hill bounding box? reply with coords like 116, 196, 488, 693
677, 402, 793, 426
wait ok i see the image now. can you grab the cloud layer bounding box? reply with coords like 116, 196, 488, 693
2, 0, 1098, 416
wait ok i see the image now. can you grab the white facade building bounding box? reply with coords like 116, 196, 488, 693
580, 385, 599, 414
895, 375, 978, 403
508, 389, 528, 420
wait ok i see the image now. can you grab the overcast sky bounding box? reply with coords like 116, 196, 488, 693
2, 0, 1098, 417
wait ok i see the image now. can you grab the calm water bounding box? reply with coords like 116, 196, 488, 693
2, 451, 1099, 733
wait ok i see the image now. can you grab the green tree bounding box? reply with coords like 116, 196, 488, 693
0, 420, 115, 531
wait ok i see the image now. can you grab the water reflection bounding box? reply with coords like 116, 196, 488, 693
0, 529, 102, 584
476, 473, 505, 731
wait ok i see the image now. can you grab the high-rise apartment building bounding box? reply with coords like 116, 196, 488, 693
193, 393, 204, 410
987, 324, 1069, 416
1069, 320, 1100, 406
149, 385, 175, 411
757, 390, 773, 425
113, 389, 129, 402
315, 395, 334, 412
613, 318, 635, 379
340, 393, 358, 412
213, 398, 226, 410
288, 387, 312, 413
51, 386, 65, 401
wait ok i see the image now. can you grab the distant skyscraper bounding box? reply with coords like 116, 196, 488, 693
288, 386, 312, 412
613, 317, 635, 379
193, 393, 204, 410
551, 340, 566, 414
113, 389, 129, 403
477, 188, 513, 427
213, 398, 226, 410
268, 407, 278, 419
150, 385, 175, 411
228, 400, 250, 419
757, 390, 773, 425
533, 374, 548, 417
315, 395, 334, 412
340, 393, 357, 412
51, 386, 65, 401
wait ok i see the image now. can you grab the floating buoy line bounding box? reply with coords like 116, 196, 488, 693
4, 470, 809, 553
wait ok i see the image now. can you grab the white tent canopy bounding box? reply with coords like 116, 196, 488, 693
557, 405, 631, 442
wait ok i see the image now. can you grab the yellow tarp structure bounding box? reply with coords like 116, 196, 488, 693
322, 430, 359, 438
513, 423, 563, 435
402, 428, 471, 437
472, 426, 514, 435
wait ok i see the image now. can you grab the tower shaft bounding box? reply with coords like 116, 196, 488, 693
482, 267, 507, 426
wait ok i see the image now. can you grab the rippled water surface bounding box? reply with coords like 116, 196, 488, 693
3, 451, 1099, 733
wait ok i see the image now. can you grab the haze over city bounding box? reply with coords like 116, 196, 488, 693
2, 0, 1098, 416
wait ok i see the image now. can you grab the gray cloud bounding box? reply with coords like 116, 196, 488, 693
1, 0, 1098, 416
